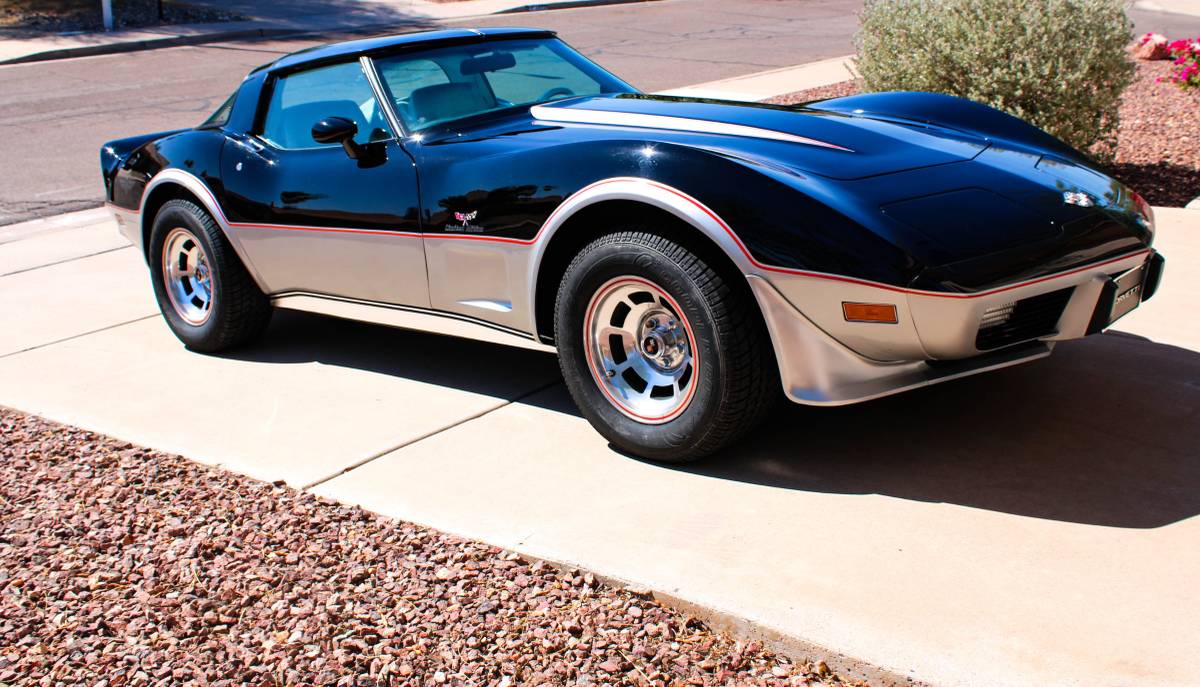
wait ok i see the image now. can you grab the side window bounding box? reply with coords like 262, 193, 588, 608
200, 92, 235, 129
261, 61, 392, 150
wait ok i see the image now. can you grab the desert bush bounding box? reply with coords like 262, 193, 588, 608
855, 0, 1135, 157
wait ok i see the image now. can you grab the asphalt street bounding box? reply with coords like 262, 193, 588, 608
0, 0, 1197, 226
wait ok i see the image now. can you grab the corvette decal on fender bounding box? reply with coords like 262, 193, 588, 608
448, 210, 486, 233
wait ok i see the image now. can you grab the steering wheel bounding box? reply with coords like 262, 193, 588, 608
539, 87, 576, 102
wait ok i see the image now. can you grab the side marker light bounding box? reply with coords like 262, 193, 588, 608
842, 302, 899, 324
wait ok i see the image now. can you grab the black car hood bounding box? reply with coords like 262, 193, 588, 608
531, 94, 989, 180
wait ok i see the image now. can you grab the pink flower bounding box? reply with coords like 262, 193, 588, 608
1161, 35, 1200, 90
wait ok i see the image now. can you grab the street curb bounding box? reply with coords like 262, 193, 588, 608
0, 207, 111, 244
0, 26, 292, 65
0, 0, 660, 66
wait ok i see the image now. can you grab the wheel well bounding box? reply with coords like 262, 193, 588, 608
533, 199, 752, 344
140, 183, 206, 256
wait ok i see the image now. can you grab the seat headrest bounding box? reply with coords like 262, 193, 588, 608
409, 83, 496, 126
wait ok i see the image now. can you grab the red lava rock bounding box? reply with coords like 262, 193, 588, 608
0, 408, 862, 686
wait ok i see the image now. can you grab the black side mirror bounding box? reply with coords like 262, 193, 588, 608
311, 116, 360, 159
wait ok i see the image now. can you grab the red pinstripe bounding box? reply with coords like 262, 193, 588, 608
118, 177, 1150, 301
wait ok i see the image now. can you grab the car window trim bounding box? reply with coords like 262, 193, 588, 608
254, 58, 403, 152
360, 56, 408, 140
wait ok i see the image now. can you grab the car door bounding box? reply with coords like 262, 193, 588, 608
219, 59, 428, 308
369, 40, 618, 332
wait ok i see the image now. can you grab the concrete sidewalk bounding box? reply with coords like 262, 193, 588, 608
2, 201, 1198, 686
658, 54, 858, 101
0, 19, 281, 65
0, 0, 657, 64
1135, 0, 1200, 17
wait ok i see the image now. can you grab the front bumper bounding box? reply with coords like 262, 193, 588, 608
750, 248, 1162, 406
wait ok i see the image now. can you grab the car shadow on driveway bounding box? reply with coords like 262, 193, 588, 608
229, 310, 1199, 529
684, 331, 1200, 529
220, 308, 568, 411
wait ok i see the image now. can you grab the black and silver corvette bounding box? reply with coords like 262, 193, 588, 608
102, 28, 1165, 462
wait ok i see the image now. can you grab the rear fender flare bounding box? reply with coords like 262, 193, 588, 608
140, 168, 270, 292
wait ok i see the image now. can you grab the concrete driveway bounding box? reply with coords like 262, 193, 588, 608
2, 205, 1198, 687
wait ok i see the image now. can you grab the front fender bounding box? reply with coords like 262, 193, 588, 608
521, 142, 919, 347
641, 143, 921, 286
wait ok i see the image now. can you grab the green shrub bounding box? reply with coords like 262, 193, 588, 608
855, 0, 1135, 157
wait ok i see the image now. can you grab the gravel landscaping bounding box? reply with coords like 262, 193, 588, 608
764, 61, 1200, 207
0, 407, 863, 687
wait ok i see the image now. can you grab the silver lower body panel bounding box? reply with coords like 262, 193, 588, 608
271, 292, 555, 353
747, 275, 1054, 406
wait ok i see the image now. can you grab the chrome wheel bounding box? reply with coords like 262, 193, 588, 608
584, 277, 698, 423
161, 227, 213, 325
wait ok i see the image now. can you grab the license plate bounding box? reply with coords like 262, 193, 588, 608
1107, 263, 1147, 326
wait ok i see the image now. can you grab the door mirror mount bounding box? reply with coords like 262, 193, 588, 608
311, 116, 361, 159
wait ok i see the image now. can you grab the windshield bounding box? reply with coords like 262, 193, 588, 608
373, 38, 634, 132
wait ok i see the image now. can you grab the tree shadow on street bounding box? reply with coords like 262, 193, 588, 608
172, 0, 440, 32
0, 0, 439, 39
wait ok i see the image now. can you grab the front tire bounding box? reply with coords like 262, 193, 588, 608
554, 230, 777, 463
149, 199, 272, 352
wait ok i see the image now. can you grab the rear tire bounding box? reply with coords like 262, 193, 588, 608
148, 199, 272, 352
554, 230, 777, 463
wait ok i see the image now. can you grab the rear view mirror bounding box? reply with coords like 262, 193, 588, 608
311, 116, 360, 159
460, 51, 516, 75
